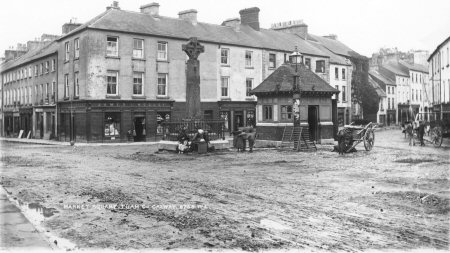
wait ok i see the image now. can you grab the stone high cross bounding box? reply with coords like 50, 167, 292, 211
182, 37, 205, 118
182, 37, 204, 60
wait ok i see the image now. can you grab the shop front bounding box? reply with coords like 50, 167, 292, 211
58, 100, 174, 143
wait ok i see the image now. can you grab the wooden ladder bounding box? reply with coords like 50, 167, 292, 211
298, 126, 317, 151
280, 126, 294, 149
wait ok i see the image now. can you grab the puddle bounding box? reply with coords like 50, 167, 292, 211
260, 219, 291, 230
7, 196, 76, 250
27, 202, 59, 219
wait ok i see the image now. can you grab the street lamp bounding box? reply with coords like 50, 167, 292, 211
291, 47, 302, 134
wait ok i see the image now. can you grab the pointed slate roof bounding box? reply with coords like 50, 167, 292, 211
308, 40, 351, 66
398, 60, 428, 73
381, 61, 410, 77
0, 41, 58, 72
368, 76, 387, 98
59, 8, 328, 57
308, 34, 363, 58
250, 63, 338, 95
369, 70, 395, 86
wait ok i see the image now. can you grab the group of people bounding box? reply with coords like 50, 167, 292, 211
233, 128, 257, 152
402, 121, 426, 146
176, 126, 210, 154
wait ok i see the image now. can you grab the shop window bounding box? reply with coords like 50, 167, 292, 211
104, 113, 121, 137
220, 111, 229, 131
246, 110, 255, 127
156, 112, 170, 135
204, 110, 213, 120
280, 105, 292, 120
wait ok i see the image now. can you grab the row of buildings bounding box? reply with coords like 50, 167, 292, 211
368, 39, 450, 126
0, 2, 364, 143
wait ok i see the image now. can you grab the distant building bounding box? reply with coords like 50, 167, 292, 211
428, 35, 450, 120
369, 70, 396, 125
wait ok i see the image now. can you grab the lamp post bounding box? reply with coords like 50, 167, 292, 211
291, 47, 303, 129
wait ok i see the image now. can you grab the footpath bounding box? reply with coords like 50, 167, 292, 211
0, 187, 52, 250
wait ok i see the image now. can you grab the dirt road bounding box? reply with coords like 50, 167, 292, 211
0, 129, 449, 251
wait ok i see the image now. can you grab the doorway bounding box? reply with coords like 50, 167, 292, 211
234, 111, 244, 131
308, 106, 318, 141
134, 116, 146, 142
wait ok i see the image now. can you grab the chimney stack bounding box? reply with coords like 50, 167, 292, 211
140, 2, 160, 16
239, 7, 260, 31
221, 18, 240, 30
62, 22, 82, 35
178, 9, 198, 25
271, 20, 308, 39
323, 34, 337, 40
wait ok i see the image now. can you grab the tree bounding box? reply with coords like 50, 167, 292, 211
350, 56, 379, 119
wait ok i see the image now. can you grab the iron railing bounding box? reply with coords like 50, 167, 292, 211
161, 119, 226, 141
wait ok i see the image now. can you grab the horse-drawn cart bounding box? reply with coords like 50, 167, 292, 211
414, 112, 450, 147
338, 121, 376, 153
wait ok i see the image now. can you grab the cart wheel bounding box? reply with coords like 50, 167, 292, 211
364, 129, 375, 151
431, 127, 443, 147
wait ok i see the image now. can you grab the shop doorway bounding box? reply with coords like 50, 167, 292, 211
234, 111, 244, 131
134, 116, 146, 142
308, 106, 319, 141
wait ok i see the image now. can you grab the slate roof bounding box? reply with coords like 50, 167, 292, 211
251, 63, 338, 95
368, 76, 386, 98
398, 60, 428, 73
61, 9, 328, 57
308, 41, 351, 66
369, 70, 395, 86
381, 61, 409, 77
428, 35, 450, 61
308, 34, 363, 58
0, 41, 58, 72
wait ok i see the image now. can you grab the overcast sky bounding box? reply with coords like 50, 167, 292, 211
1, 0, 449, 58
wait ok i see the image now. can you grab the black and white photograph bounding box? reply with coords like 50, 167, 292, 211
0, 0, 449, 252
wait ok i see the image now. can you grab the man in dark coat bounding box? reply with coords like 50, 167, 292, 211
418, 121, 425, 146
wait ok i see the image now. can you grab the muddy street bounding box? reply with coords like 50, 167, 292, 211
1, 129, 449, 251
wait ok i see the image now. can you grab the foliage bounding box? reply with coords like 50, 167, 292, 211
350, 56, 379, 118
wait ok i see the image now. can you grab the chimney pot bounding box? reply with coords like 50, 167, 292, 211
140, 2, 160, 16
239, 7, 260, 31
178, 9, 198, 25
106, 1, 120, 10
